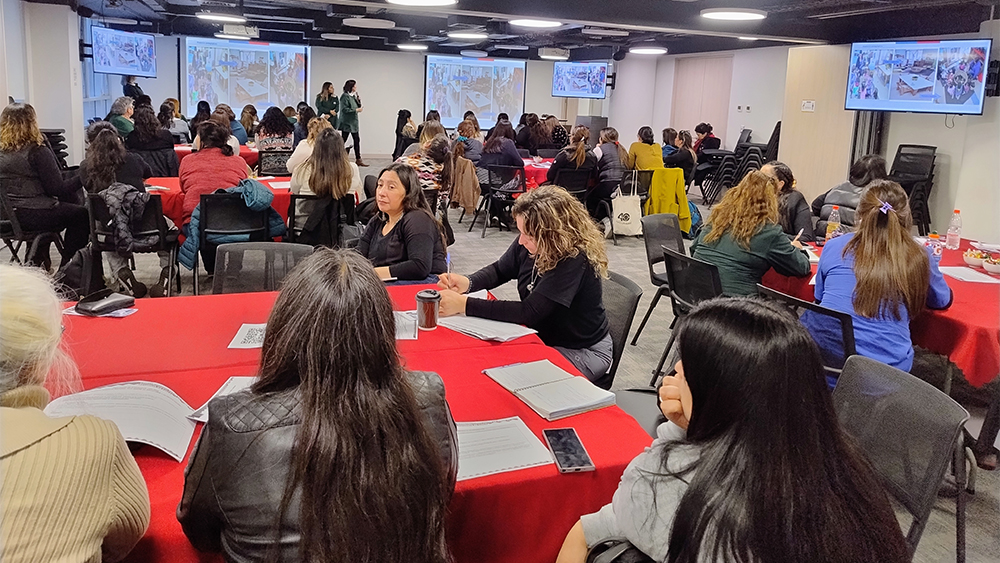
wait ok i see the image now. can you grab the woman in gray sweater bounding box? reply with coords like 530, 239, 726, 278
557, 298, 910, 563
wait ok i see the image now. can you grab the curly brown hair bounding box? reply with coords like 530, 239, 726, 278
0, 103, 44, 152
511, 185, 608, 277
702, 169, 779, 248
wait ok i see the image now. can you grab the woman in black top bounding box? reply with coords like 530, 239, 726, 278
357, 163, 446, 283
125, 105, 175, 151
545, 126, 597, 186
663, 129, 697, 185
79, 122, 152, 193
762, 161, 815, 243
515, 113, 550, 156
478, 121, 522, 170
188, 101, 212, 136
545, 115, 569, 147
438, 186, 613, 385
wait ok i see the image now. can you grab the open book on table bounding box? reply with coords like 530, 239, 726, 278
483, 359, 615, 421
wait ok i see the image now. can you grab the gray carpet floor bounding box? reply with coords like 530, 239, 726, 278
4, 156, 996, 561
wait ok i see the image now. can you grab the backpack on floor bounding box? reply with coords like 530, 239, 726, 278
54, 244, 106, 301
684, 201, 703, 240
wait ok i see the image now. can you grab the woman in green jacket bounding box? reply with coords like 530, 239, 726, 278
315, 81, 339, 128
338, 79, 366, 167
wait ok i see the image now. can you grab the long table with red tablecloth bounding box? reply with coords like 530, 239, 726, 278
62, 285, 653, 563
174, 144, 259, 168
762, 239, 1000, 388
146, 177, 291, 228
523, 158, 553, 188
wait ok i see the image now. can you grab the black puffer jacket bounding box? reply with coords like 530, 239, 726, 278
813, 181, 864, 238
177, 370, 457, 563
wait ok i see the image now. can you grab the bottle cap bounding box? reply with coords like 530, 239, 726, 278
929, 233, 940, 239
954, 209, 960, 213
832, 205, 839, 210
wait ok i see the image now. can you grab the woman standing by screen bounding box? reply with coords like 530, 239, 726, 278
338, 80, 367, 167
315, 81, 339, 127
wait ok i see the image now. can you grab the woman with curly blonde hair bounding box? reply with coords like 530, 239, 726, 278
692, 169, 811, 296
438, 186, 613, 385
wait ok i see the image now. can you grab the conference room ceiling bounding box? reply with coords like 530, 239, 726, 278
69, 0, 998, 57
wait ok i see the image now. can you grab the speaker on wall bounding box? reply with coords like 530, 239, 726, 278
612, 48, 627, 61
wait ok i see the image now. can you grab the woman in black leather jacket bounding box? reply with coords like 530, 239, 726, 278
178, 248, 456, 563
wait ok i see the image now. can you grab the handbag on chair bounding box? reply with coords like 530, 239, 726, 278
612, 171, 643, 237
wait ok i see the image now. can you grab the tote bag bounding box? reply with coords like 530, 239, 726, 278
612, 171, 643, 236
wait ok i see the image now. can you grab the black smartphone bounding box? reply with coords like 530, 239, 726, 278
542, 428, 595, 473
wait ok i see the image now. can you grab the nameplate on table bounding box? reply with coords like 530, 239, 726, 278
228, 323, 267, 348
455, 416, 553, 481
189, 376, 256, 423
44, 381, 196, 462
484, 359, 615, 421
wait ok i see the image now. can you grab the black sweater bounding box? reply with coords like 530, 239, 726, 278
357, 210, 447, 280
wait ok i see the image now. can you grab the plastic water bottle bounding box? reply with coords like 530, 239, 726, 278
926, 232, 944, 260
826, 206, 843, 240
945, 209, 962, 250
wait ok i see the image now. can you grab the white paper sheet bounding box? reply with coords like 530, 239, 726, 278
455, 417, 553, 481
394, 311, 417, 340
188, 376, 256, 423
45, 381, 196, 462
809, 274, 817, 286
804, 247, 820, 264
437, 315, 537, 342
268, 181, 291, 190
484, 359, 572, 391
939, 266, 1000, 284
228, 323, 268, 348
970, 241, 1000, 253
63, 308, 138, 318
467, 289, 489, 300
145, 185, 170, 191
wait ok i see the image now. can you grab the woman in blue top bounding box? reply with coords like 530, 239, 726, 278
802, 180, 951, 387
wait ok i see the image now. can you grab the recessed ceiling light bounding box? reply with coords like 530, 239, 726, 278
539, 55, 569, 60
321, 33, 361, 41
342, 18, 396, 29
509, 19, 562, 29
581, 27, 630, 37
493, 44, 530, 51
701, 8, 767, 21
447, 31, 488, 40
738, 36, 759, 41
387, 0, 456, 5
94, 16, 139, 25
461, 49, 489, 58
215, 33, 251, 41
398, 43, 429, 51
629, 46, 668, 55
196, 12, 247, 24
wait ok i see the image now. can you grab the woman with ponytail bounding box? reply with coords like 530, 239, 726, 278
545, 125, 597, 185
802, 180, 951, 385
627, 126, 664, 170
589, 127, 629, 223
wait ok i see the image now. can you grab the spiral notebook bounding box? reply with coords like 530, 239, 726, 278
483, 359, 615, 421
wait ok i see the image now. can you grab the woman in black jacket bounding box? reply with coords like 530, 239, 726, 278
546, 126, 597, 186
762, 161, 814, 243
663, 129, 697, 185
179, 248, 455, 563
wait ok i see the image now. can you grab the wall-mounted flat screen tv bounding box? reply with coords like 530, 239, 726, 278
845, 39, 992, 115
552, 61, 608, 99
92, 26, 157, 78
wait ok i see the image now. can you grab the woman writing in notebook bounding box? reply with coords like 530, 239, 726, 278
438, 186, 612, 386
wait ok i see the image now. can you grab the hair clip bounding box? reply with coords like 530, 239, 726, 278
878, 199, 894, 214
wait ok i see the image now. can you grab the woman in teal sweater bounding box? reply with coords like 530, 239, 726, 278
315, 81, 339, 127
337, 79, 366, 167
691, 169, 811, 296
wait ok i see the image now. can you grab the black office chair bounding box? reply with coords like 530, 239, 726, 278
212, 242, 314, 294
650, 247, 723, 383
888, 145, 936, 235
286, 194, 317, 244
597, 271, 643, 390
131, 148, 180, 177
833, 355, 970, 562
631, 214, 685, 346
0, 181, 64, 266
536, 148, 561, 159
86, 192, 180, 296
516, 148, 531, 158
257, 149, 294, 176
194, 193, 270, 295
468, 165, 526, 238
553, 169, 592, 202
364, 174, 377, 200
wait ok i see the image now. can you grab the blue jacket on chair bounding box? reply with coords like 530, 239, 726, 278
179, 179, 287, 270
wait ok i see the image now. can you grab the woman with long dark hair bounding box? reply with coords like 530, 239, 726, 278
179, 248, 455, 563
812, 154, 888, 237
544, 115, 569, 147
254, 106, 295, 152
338, 79, 367, 166
290, 128, 360, 232
663, 129, 697, 185
357, 163, 447, 282
393, 109, 418, 160
293, 104, 317, 149
158, 101, 190, 142
124, 104, 174, 152
546, 125, 597, 185
761, 160, 814, 243
80, 121, 150, 193
803, 180, 951, 382
315, 81, 339, 126
627, 126, 664, 170
479, 120, 521, 170
557, 297, 910, 563
661, 127, 678, 158
188, 100, 212, 135
692, 121, 720, 154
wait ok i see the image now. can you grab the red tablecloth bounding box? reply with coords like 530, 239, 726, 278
63, 286, 650, 563
762, 240, 1000, 387
523, 158, 553, 189
146, 177, 291, 228
174, 144, 259, 168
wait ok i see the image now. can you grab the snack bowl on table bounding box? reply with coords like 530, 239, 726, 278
984, 256, 1000, 275
963, 250, 987, 268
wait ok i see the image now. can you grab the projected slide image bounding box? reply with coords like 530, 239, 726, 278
552, 62, 607, 98
232, 51, 268, 106
92, 27, 156, 78
936, 47, 987, 106
425, 55, 527, 129
847, 48, 892, 101
269, 51, 306, 110
187, 47, 229, 108
889, 49, 938, 101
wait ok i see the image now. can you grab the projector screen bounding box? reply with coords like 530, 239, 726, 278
424, 55, 526, 129
845, 39, 992, 115
552, 61, 608, 99
92, 27, 157, 78
181, 37, 308, 117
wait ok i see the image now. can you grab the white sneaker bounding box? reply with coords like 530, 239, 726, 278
601, 218, 613, 239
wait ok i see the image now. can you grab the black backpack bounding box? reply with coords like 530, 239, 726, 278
54, 244, 106, 301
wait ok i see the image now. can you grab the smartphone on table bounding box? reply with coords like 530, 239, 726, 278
542, 428, 595, 473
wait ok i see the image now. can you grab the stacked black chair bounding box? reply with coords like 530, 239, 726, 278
597, 271, 643, 390
257, 149, 294, 176
888, 144, 936, 236
468, 165, 526, 238
40, 129, 70, 170
733, 146, 764, 184
631, 214, 685, 346
0, 181, 64, 265
194, 193, 270, 295
212, 242, 314, 294
699, 154, 738, 206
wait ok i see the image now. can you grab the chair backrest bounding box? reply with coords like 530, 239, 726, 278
620, 169, 654, 199
662, 246, 722, 312
832, 355, 969, 555
516, 148, 531, 158
286, 193, 318, 243
640, 214, 684, 286
199, 193, 269, 243
756, 284, 856, 376
86, 192, 170, 251
890, 144, 936, 179
364, 174, 378, 199
258, 149, 294, 176
737, 128, 752, 145
536, 148, 560, 159
131, 148, 180, 177
422, 188, 439, 214
212, 242, 315, 294
601, 271, 643, 388
0, 182, 23, 238
486, 165, 527, 194
553, 168, 592, 196
764, 121, 781, 161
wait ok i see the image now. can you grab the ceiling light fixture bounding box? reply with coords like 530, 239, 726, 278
492, 44, 530, 51
700, 8, 767, 21
447, 31, 489, 40
509, 19, 562, 29
398, 43, 429, 51
214, 33, 251, 40
538, 47, 570, 60
581, 27, 630, 37
320, 33, 361, 41
342, 17, 396, 29
461, 49, 489, 58
629, 46, 668, 55
738, 36, 759, 41
196, 12, 247, 24
94, 16, 139, 25
387, 0, 456, 5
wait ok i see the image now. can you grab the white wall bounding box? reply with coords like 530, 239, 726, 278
607, 56, 658, 143
725, 46, 788, 149
650, 57, 676, 137
136, 36, 181, 107
1, 0, 29, 102
525, 60, 563, 119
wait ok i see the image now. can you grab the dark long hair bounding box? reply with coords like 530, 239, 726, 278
848, 154, 888, 187
197, 120, 234, 157
253, 249, 450, 563
396, 109, 412, 135
157, 102, 175, 129
599, 127, 628, 166
83, 122, 126, 192
564, 126, 590, 168
297, 105, 317, 127
189, 101, 212, 132
526, 113, 548, 147
764, 160, 796, 232
307, 129, 352, 199
484, 121, 516, 153
258, 106, 295, 137
131, 104, 163, 143
424, 110, 440, 122
638, 126, 655, 145
659, 297, 909, 563
422, 134, 453, 192
319, 81, 333, 101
